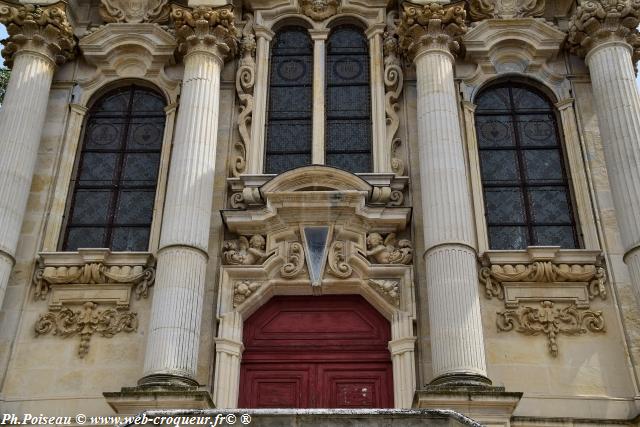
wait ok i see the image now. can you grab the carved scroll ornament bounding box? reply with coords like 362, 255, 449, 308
300, 0, 340, 21
366, 233, 413, 265
280, 242, 305, 278
328, 241, 353, 278
35, 302, 137, 358
469, 0, 545, 20
498, 300, 605, 356
99, 0, 170, 23
384, 11, 405, 176
223, 235, 269, 265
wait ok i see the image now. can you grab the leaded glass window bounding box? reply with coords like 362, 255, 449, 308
265, 27, 313, 174
475, 84, 579, 250
62, 85, 165, 251
325, 26, 372, 173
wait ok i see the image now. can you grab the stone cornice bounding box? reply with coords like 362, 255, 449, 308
567, 0, 640, 62
397, 0, 468, 61
170, 4, 238, 61
0, 1, 76, 68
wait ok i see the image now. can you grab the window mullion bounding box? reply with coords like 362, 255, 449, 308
309, 29, 329, 165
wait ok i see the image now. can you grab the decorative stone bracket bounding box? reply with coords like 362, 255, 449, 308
480, 247, 607, 356
32, 249, 153, 357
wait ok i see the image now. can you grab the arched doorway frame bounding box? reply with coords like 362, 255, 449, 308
214, 166, 417, 409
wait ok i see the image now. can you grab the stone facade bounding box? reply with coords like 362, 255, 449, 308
0, 0, 640, 425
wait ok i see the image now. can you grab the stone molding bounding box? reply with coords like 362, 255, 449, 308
170, 4, 237, 60
384, 11, 406, 176
99, 0, 170, 23
231, 13, 256, 178
35, 301, 137, 358
0, 2, 76, 67
397, 1, 468, 60
469, 0, 546, 20
300, 0, 340, 21
480, 247, 608, 356
567, 0, 640, 62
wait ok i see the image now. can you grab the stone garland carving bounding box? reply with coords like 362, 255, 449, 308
171, 5, 237, 59
497, 300, 605, 356
479, 262, 607, 300
328, 241, 353, 278
35, 302, 137, 358
384, 11, 405, 176
99, 0, 170, 23
33, 263, 156, 300
222, 235, 269, 265
368, 279, 400, 307
469, 0, 545, 20
280, 242, 305, 278
300, 0, 340, 21
233, 280, 263, 307
231, 14, 256, 177
567, 0, 640, 62
365, 233, 413, 265
0, 3, 76, 67
397, 1, 468, 60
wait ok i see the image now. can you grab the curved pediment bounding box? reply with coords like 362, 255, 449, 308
261, 165, 372, 194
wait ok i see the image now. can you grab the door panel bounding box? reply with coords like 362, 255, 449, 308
318, 363, 392, 408
239, 363, 314, 408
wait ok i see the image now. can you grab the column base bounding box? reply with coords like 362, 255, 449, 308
138, 373, 199, 388
413, 387, 522, 427
103, 386, 214, 414
430, 373, 492, 387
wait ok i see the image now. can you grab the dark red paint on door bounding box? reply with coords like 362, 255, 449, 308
239, 295, 393, 408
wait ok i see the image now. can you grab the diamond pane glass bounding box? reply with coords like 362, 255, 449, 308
512, 87, 551, 111
476, 87, 510, 111
266, 154, 312, 175
63, 86, 165, 251
517, 115, 557, 147
326, 153, 371, 173
479, 150, 520, 183
523, 149, 563, 183
326, 121, 371, 151
476, 115, 515, 148
484, 188, 525, 224
489, 226, 528, 250
533, 226, 577, 248
528, 187, 572, 223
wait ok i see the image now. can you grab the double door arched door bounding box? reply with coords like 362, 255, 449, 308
239, 295, 394, 408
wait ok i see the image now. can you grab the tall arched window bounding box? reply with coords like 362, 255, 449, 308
325, 25, 372, 173
475, 83, 579, 250
62, 85, 166, 251
265, 27, 313, 174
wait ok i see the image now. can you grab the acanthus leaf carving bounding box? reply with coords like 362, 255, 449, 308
366, 233, 413, 265
469, 0, 545, 20
300, 0, 340, 21
328, 241, 353, 278
233, 280, 263, 307
368, 279, 400, 307
99, 0, 170, 23
222, 235, 270, 265
35, 301, 137, 358
231, 14, 256, 177
280, 242, 305, 278
497, 300, 605, 356
384, 11, 405, 176
170, 4, 238, 59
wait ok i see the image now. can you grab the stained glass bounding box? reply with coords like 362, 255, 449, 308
62, 86, 165, 251
475, 84, 578, 249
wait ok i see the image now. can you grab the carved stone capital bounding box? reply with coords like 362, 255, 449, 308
100, 0, 170, 23
0, 2, 76, 67
469, 0, 545, 20
170, 4, 237, 60
567, 0, 640, 61
300, 0, 340, 21
397, 1, 468, 61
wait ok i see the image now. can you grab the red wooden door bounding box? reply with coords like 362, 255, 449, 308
239, 295, 393, 408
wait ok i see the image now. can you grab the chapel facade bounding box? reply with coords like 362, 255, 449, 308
1, 0, 640, 425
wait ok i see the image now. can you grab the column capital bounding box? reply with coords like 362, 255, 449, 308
567, 0, 640, 62
397, 0, 467, 61
0, 2, 76, 68
171, 4, 238, 62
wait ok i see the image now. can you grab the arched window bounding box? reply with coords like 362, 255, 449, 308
475, 83, 579, 250
265, 27, 313, 174
325, 25, 372, 173
62, 85, 166, 251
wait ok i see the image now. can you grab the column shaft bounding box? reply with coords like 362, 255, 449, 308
415, 48, 489, 384
587, 42, 640, 301
141, 50, 222, 385
0, 52, 55, 305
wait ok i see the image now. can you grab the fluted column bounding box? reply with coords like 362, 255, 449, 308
568, 0, 640, 303
0, 3, 74, 308
139, 5, 237, 387
399, 1, 490, 386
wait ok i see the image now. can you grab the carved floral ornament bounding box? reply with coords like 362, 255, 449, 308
567, 0, 640, 62
397, 1, 468, 60
480, 259, 608, 356
99, 0, 170, 23
171, 4, 238, 59
300, 0, 340, 21
469, 0, 546, 20
0, 2, 76, 67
